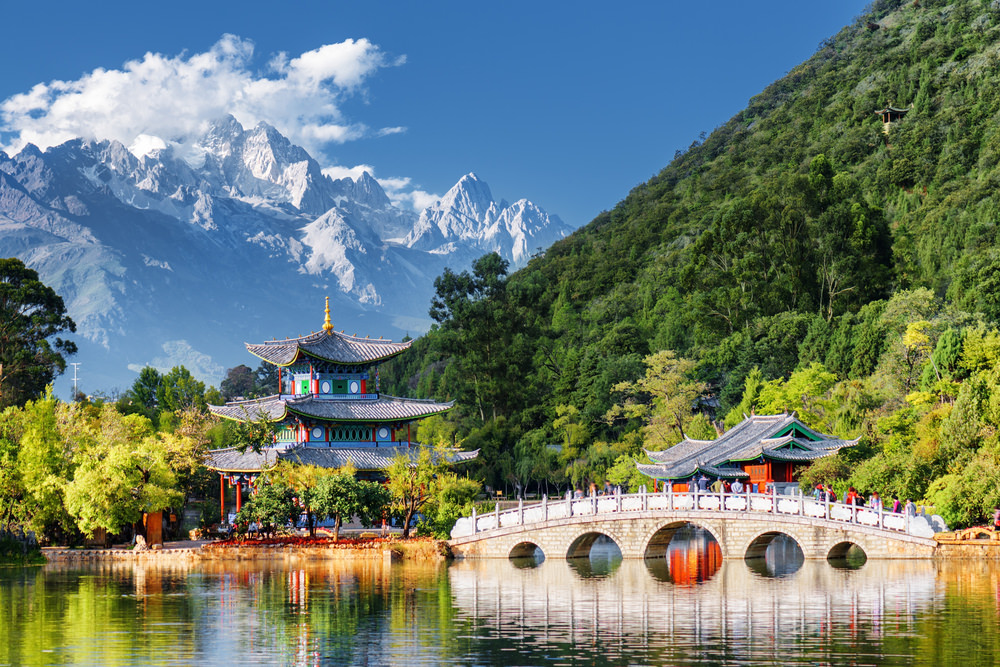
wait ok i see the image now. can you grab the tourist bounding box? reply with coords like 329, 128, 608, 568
870, 492, 883, 512
731, 479, 744, 494
722, 480, 732, 493
710, 478, 724, 493
813, 484, 824, 500
993, 507, 1000, 529
826, 485, 837, 502
891, 495, 901, 513
845, 487, 859, 505
905, 499, 915, 516
697, 475, 709, 492
574, 488, 583, 499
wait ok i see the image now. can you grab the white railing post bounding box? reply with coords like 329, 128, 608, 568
471, 507, 477, 534
825, 495, 831, 521
518, 497, 524, 525
642, 485, 648, 511
905, 510, 910, 535
668, 484, 674, 510
771, 484, 777, 515
495, 501, 500, 529
694, 484, 699, 510
542, 494, 548, 522
616, 486, 621, 513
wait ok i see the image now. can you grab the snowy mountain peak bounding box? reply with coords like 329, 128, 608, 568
350, 171, 391, 209
0, 120, 574, 391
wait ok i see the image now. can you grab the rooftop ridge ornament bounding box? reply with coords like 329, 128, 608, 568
322, 296, 334, 335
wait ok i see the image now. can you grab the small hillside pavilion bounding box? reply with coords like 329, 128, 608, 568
636, 413, 858, 494
874, 104, 910, 134
206, 299, 476, 519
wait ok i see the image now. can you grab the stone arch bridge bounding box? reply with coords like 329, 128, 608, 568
448, 491, 940, 561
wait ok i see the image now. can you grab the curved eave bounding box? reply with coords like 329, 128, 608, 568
204, 447, 280, 474
284, 395, 456, 423
245, 331, 413, 367
208, 396, 287, 423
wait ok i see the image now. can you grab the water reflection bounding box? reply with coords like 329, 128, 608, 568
5, 554, 1000, 665
567, 535, 622, 578
745, 533, 805, 578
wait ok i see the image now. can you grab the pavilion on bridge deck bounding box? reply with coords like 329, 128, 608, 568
636, 413, 858, 495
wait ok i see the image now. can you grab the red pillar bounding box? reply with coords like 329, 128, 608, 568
220, 474, 225, 524
236, 481, 243, 513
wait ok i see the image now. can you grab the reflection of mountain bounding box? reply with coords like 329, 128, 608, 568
0, 117, 573, 391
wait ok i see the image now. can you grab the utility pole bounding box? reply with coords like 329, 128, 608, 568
70, 363, 81, 401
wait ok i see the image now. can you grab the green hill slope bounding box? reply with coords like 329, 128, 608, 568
388, 0, 1000, 528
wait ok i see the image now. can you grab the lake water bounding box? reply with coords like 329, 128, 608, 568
2, 530, 999, 666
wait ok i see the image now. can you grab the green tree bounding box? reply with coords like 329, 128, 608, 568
63, 405, 183, 537
313, 466, 390, 540
386, 445, 451, 539
157, 366, 207, 413
235, 481, 297, 536
605, 350, 707, 449
0, 258, 77, 409
220, 365, 255, 400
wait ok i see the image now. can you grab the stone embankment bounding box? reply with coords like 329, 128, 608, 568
42, 539, 447, 564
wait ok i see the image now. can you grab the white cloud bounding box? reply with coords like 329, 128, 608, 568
0, 35, 399, 160
1, 34, 442, 213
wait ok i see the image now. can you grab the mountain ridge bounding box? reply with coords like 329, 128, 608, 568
0, 116, 574, 392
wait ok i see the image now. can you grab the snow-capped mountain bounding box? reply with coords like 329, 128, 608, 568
405, 173, 569, 264
0, 117, 573, 392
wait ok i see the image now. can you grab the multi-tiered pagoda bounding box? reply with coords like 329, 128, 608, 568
206, 299, 476, 514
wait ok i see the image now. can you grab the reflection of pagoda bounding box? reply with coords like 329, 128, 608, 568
206, 298, 477, 514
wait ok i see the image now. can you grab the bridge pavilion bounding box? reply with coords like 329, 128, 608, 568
636, 413, 858, 494
205, 299, 477, 516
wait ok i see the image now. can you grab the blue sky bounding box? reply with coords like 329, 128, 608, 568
0, 1, 869, 227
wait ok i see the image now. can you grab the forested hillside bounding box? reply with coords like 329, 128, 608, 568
385, 0, 1000, 528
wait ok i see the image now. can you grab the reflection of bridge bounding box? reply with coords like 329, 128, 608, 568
448, 491, 940, 560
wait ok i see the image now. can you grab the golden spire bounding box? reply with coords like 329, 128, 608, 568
322, 296, 334, 334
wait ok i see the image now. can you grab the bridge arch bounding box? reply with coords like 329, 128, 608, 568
565, 529, 624, 560
509, 541, 544, 560
641, 520, 722, 560
742, 527, 808, 560
827, 540, 868, 565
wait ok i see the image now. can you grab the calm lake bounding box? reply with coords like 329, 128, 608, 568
2, 531, 999, 666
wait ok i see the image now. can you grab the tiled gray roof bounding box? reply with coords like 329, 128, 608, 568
638, 414, 857, 480
205, 445, 479, 473
247, 329, 412, 366
208, 394, 454, 423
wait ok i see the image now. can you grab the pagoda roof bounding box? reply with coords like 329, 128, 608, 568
208, 394, 454, 423
637, 414, 858, 481
874, 106, 911, 114
246, 329, 412, 366
205, 444, 479, 473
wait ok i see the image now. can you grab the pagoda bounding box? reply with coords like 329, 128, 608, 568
635, 414, 858, 494
206, 298, 476, 515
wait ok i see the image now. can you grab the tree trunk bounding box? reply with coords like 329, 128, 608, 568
402, 502, 416, 539
333, 514, 341, 542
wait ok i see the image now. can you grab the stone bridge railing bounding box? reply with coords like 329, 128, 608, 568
450, 487, 946, 540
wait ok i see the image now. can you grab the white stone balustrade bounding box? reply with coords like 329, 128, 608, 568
451, 488, 944, 541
